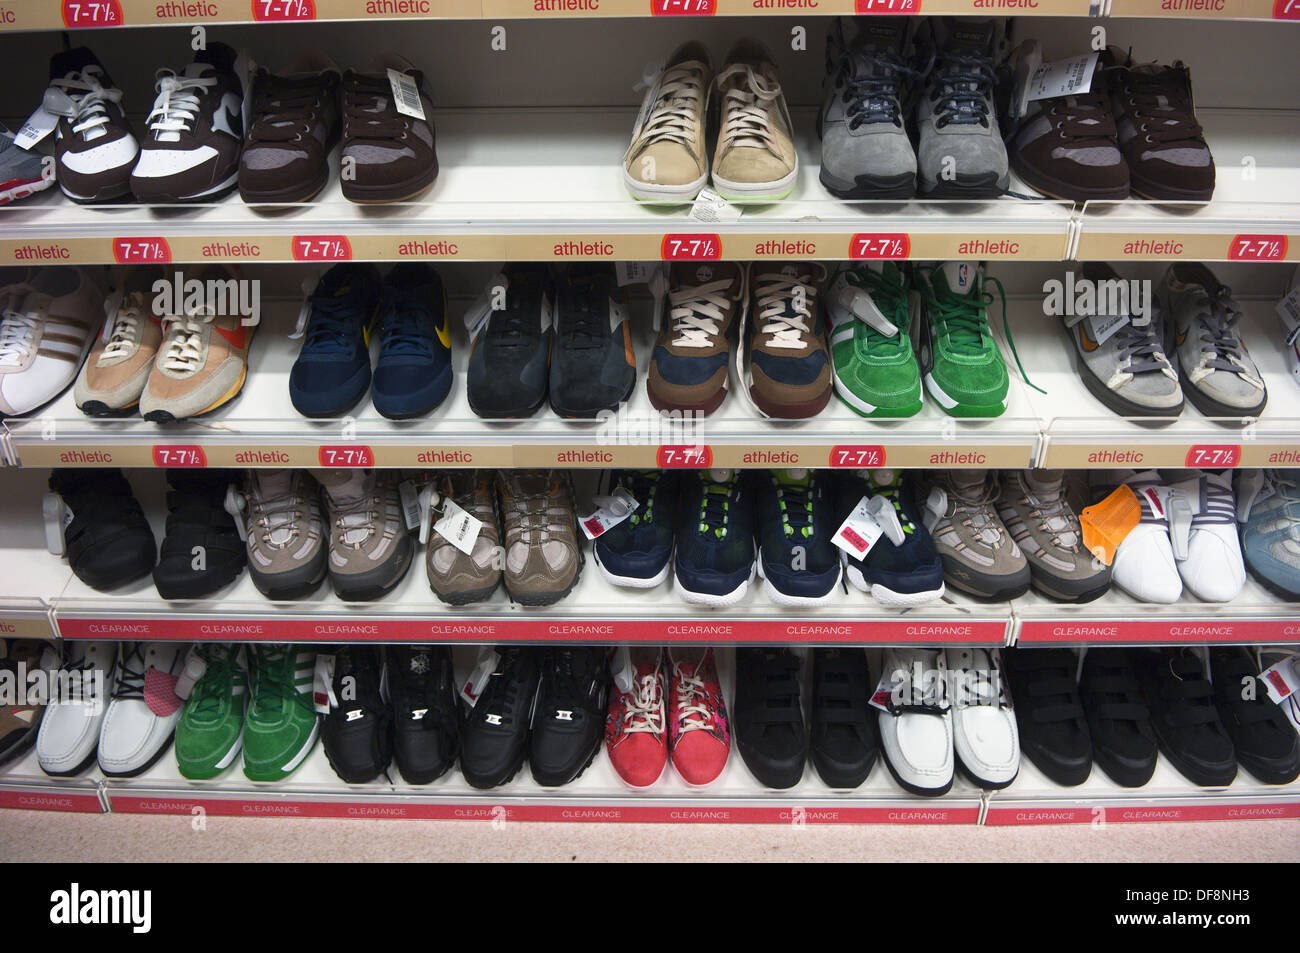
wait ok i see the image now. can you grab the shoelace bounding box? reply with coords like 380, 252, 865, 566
252, 647, 312, 716
159, 315, 206, 373
1118, 64, 1204, 146
0, 309, 39, 368
55, 650, 105, 704
189, 648, 237, 717
380, 297, 434, 358
101, 293, 148, 361
480, 651, 525, 724
1111, 317, 1172, 378
950, 474, 1006, 547
1025, 477, 1080, 549
559, 275, 609, 351
929, 52, 995, 129
343, 73, 408, 141
334, 649, 383, 715
50, 66, 124, 139
146, 71, 217, 138
754, 271, 815, 349
333, 490, 380, 549
697, 475, 735, 539
926, 273, 1043, 394
112, 644, 149, 701
621, 470, 659, 529
1189, 287, 1261, 386
252, 477, 307, 549
1045, 92, 1119, 145
673, 662, 714, 733
844, 268, 908, 356
716, 63, 782, 154
834, 46, 919, 129
547, 650, 601, 717
775, 478, 815, 539
621, 672, 665, 734
635, 60, 707, 148
248, 71, 330, 142
668, 278, 734, 348
948, 651, 1001, 708
303, 294, 364, 357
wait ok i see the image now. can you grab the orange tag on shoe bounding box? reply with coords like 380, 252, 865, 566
1080, 484, 1141, 567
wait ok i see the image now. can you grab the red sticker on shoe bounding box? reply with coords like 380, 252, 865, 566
1184, 445, 1241, 469
849, 233, 910, 260
62, 0, 123, 26
1228, 235, 1288, 261
292, 236, 351, 261
113, 237, 170, 264
144, 668, 183, 717
252, 0, 315, 20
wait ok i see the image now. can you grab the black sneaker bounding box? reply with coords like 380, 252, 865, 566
387, 645, 460, 785
466, 263, 553, 419
1002, 647, 1092, 786
321, 646, 391, 784
810, 648, 877, 788
1210, 647, 1299, 785
1135, 648, 1236, 788
460, 647, 540, 789
152, 469, 246, 600
530, 647, 609, 787
549, 264, 637, 418
48, 469, 156, 591
1078, 648, 1157, 788
733, 648, 806, 789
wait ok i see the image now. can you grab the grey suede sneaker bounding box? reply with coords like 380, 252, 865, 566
997, 469, 1111, 603
819, 17, 919, 199
317, 468, 415, 601
242, 469, 327, 601
1159, 263, 1267, 418
915, 18, 1008, 198
496, 469, 582, 606
426, 470, 502, 606
916, 469, 1030, 600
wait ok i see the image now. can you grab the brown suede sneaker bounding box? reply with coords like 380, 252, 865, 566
647, 261, 744, 416
239, 53, 341, 205
75, 267, 165, 416
426, 470, 503, 606
340, 56, 438, 204
496, 469, 582, 606
742, 262, 832, 419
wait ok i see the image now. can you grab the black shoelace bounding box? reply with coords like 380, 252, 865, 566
930, 53, 996, 129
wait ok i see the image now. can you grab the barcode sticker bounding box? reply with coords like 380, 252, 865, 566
1088, 311, 1129, 347
1027, 52, 1099, 102
387, 67, 426, 121
1277, 285, 1300, 344
398, 479, 422, 532
689, 187, 742, 224
1259, 655, 1300, 706
433, 498, 482, 556
14, 106, 58, 150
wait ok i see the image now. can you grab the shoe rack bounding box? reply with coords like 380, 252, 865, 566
0, 5, 1296, 826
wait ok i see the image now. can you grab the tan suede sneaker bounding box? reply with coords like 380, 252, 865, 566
623, 42, 712, 204
711, 40, 798, 203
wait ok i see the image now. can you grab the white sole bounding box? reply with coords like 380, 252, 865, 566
833, 377, 880, 415
711, 166, 798, 203
757, 557, 840, 607
623, 168, 706, 204
674, 564, 754, 608
846, 565, 946, 607
594, 550, 671, 589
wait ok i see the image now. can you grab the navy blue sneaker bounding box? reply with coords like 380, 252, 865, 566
754, 469, 842, 606
673, 469, 755, 607
467, 262, 553, 419
288, 264, 382, 417
593, 469, 679, 588
832, 468, 945, 607
370, 263, 452, 420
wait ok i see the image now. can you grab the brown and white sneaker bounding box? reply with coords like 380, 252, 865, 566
647, 262, 745, 416
131, 43, 245, 203
740, 261, 832, 419
711, 40, 798, 203
317, 468, 415, 602
239, 53, 340, 205
426, 470, 503, 605
45, 47, 139, 203
496, 469, 582, 606
340, 56, 438, 204
0, 266, 104, 418
75, 267, 165, 416
140, 266, 254, 423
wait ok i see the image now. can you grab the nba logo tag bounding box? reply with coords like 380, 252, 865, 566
957, 263, 970, 289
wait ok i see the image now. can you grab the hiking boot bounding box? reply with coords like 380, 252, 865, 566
240, 468, 327, 600
997, 469, 1110, 603
496, 469, 582, 606
916, 469, 1030, 600
426, 469, 502, 605
316, 468, 415, 601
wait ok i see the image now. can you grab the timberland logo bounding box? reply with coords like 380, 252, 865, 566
0, 664, 104, 713
50, 884, 151, 933
152, 271, 261, 327
1041, 273, 1152, 322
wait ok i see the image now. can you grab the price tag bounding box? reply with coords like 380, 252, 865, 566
152, 445, 207, 468
688, 189, 742, 225
43, 493, 71, 556
1026, 52, 1099, 102
318, 445, 375, 467
657, 445, 713, 468
312, 654, 336, 714
1184, 445, 1241, 469
13, 107, 57, 151
832, 496, 885, 559
829, 445, 886, 468
252, 0, 316, 20
1259, 655, 1300, 705
1087, 311, 1129, 347
113, 238, 171, 264
661, 234, 721, 261
292, 236, 352, 261
650, 0, 716, 15
1275, 0, 1300, 20
62, 0, 123, 27
398, 480, 422, 532
580, 487, 639, 540
1229, 235, 1288, 262
386, 68, 426, 122
461, 647, 500, 707
849, 233, 910, 260
433, 498, 483, 556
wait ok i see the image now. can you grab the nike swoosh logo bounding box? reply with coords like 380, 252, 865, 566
211, 92, 242, 139
436, 321, 450, 350
1176, 330, 1187, 347
1078, 324, 1100, 352
214, 323, 247, 350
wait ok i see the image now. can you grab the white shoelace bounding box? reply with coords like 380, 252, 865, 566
146, 71, 216, 138
49, 66, 123, 139
622, 673, 664, 734
672, 665, 712, 733
753, 271, 814, 349
636, 61, 707, 148
101, 293, 147, 361
715, 63, 782, 153
0, 310, 40, 367
159, 315, 206, 373
667, 278, 733, 348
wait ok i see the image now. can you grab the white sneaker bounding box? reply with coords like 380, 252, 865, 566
98, 642, 188, 777
1165, 469, 1246, 603
876, 647, 954, 797
945, 646, 1019, 789
1101, 469, 1183, 603
36, 641, 117, 777
0, 267, 104, 417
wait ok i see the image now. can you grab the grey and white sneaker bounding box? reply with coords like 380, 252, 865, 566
819, 17, 919, 199
1061, 263, 1183, 418
997, 469, 1111, 603
916, 469, 1030, 600
240, 469, 327, 601
317, 468, 414, 602
1159, 263, 1267, 418
496, 469, 582, 606
915, 18, 1008, 198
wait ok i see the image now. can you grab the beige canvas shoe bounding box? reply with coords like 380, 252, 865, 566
75, 267, 164, 416
623, 42, 711, 203
711, 40, 798, 203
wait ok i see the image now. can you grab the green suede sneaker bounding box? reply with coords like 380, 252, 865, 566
243, 644, 319, 782
913, 261, 1009, 418
175, 644, 247, 780
826, 262, 923, 418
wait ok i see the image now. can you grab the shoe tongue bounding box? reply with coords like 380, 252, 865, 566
939, 18, 995, 54
869, 468, 899, 489
1025, 469, 1063, 497
322, 468, 372, 505
254, 469, 293, 499
848, 19, 906, 75
936, 262, 979, 298
50, 47, 102, 82
183, 61, 216, 80
950, 469, 987, 494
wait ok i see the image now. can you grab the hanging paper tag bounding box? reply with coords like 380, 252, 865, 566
434, 498, 483, 556
1087, 310, 1129, 347
1277, 285, 1300, 342
42, 492, 71, 556
1166, 488, 1195, 562
387, 68, 426, 121
313, 654, 337, 714
869, 666, 907, 714
615, 262, 654, 287
1259, 655, 1300, 706
13, 106, 57, 151
174, 647, 208, 701
417, 485, 437, 545
398, 479, 422, 532
831, 496, 899, 558
579, 487, 639, 540
461, 646, 499, 707
1026, 52, 1099, 102
689, 187, 743, 224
